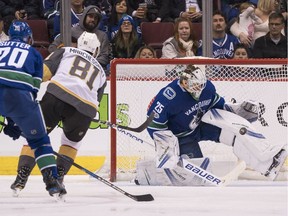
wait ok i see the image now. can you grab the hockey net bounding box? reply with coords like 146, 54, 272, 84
108, 58, 288, 182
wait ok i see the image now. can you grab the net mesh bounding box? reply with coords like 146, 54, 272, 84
109, 59, 287, 181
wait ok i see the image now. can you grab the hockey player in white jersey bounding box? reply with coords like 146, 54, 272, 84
135, 64, 287, 186
8, 31, 107, 194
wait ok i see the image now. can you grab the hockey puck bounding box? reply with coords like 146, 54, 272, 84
239, 127, 247, 135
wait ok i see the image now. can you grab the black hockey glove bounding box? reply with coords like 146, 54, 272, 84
4, 117, 22, 140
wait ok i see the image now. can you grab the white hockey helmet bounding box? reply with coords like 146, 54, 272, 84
179, 64, 207, 99
77, 31, 101, 58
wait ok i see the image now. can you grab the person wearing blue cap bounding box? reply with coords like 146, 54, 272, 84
110, 15, 142, 58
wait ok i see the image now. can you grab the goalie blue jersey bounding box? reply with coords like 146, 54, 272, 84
147, 79, 225, 139
0, 40, 43, 94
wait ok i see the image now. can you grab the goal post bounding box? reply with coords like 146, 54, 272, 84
109, 58, 287, 182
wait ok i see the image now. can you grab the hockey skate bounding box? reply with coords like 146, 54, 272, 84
57, 166, 65, 184
42, 168, 67, 200
264, 149, 287, 180
10, 166, 31, 197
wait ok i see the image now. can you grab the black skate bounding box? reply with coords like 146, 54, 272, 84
10, 166, 31, 196
265, 149, 287, 180
42, 168, 67, 199
57, 166, 65, 184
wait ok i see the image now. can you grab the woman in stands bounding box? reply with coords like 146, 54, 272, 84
111, 15, 142, 58
161, 17, 199, 59
134, 45, 157, 58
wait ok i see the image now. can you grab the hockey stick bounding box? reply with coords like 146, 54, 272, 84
181, 157, 246, 187
53, 151, 154, 202
0, 121, 154, 201
94, 112, 155, 133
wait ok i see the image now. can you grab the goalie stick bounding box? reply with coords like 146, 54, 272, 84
94, 112, 155, 133
181, 157, 246, 187
53, 151, 154, 202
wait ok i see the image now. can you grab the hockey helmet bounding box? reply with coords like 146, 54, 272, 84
180, 64, 207, 99
77, 31, 101, 58
8, 21, 33, 44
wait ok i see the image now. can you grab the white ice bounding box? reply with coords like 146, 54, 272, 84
0, 175, 287, 216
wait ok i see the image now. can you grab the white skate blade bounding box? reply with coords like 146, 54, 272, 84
52, 193, 66, 203
12, 188, 21, 197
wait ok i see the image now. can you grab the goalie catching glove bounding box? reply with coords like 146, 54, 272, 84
224, 99, 259, 123
3, 117, 22, 140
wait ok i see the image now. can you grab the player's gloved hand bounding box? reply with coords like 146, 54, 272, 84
3, 117, 22, 140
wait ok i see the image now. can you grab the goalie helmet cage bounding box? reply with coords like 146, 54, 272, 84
109, 58, 287, 182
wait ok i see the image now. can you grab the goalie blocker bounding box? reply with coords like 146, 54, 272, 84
135, 109, 286, 186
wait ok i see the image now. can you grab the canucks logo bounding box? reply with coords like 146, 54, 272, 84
163, 87, 176, 100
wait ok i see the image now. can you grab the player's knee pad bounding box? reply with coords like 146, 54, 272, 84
153, 130, 180, 168
61, 132, 82, 150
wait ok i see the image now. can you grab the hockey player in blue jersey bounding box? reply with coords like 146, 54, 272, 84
0, 21, 66, 197
135, 64, 287, 186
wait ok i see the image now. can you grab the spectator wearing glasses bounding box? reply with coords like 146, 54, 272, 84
252, 12, 287, 58
110, 15, 142, 58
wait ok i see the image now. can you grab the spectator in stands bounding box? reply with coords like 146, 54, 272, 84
0, 14, 9, 42
220, 0, 250, 24
170, 0, 219, 22
161, 17, 199, 59
85, 0, 112, 17
111, 15, 142, 58
100, 0, 130, 41
0, 0, 43, 20
134, 45, 157, 58
233, 43, 251, 59
140, 0, 173, 23
226, 2, 256, 47
42, 0, 58, 18
53, 0, 85, 39
252, 12, 287, 58
126, 0, 147, 21
197, 10, 240, 59
48, 5, 110, 68
230, 0, 277, 47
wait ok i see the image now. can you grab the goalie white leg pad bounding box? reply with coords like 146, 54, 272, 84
135, 158, 213, 186
202, 109, 287, 179
153, 130, 180, 168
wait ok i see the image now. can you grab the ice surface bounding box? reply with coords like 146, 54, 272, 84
0, 175, 287, 216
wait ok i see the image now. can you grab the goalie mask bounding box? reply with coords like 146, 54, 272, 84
77, 31, 101, 58
180, 64, 207, 99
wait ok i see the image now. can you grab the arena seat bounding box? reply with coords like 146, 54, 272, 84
141, 22, 175, 58
26, 19, 51, 47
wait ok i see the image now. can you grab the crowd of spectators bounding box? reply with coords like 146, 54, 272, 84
0, 0, 287, 75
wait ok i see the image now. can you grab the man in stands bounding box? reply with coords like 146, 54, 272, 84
252, 12, 287, 58
197, 10, 240, 59
48, 5, 110, 69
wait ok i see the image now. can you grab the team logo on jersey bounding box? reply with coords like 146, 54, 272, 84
163, 87, 176, 100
